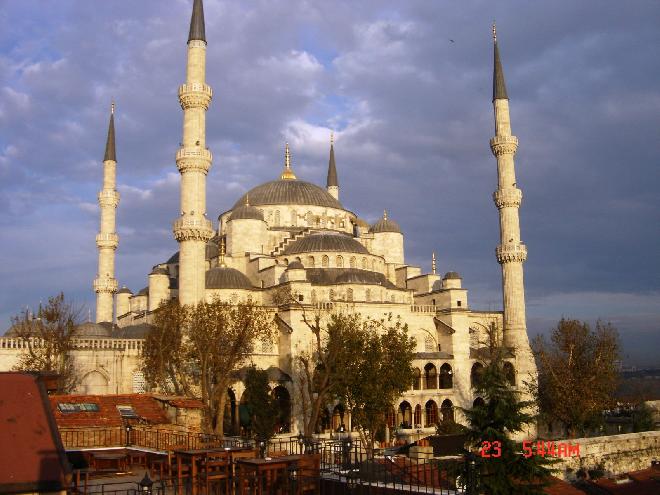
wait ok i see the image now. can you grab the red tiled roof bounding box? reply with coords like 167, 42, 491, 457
588, 467, 660, 495
543, 476, 585, 495
50, 393, 169, 428
167, 398, 205, 409
0, 373, 70, 493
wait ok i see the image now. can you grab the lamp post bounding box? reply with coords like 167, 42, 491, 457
125, 423, 132, 447
139, 472, 153, 494
297, 432, 305, 454
258, 438, 267, 458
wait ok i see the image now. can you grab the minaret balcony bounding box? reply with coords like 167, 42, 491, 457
93, 277, 118, 293
98, 189, 120, 207
493, 188, 522, 209
490, 135, 518, 156
176, 147, 212, 173
173, 215, 214, 242
496, 243, 527, 264
178, 83, 213, 110
96, 232, 119, 249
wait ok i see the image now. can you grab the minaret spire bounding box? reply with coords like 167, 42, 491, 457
280, 142, 297, 180
173, 0, 214, 305
431, 252, 436, 275
94, 103, 120, 322
326, 132, 339, 200
490, 27, 533, 372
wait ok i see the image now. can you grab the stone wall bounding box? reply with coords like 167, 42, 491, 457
555, 431, 660, 480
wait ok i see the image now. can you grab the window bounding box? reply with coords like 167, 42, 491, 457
424, 335, 435, 352
414, 405, 422, 427
471, 363, 484, 388
457, 300, 462, 307
349, 257, 356, 268
440, 399, 454, 423
347, 288, 353, 301
132, 370, 146, 393
298, 294, 304, 302
311, 290, 317, 303
274, 210, 280, 226
307, 256, 315, 268
336, 255, 344, 268
412, 368, 421, 390
439, 363, 453, 389
58, 403, 99, 413
365, 289, 371, 302
117, 405, 139, 419
330, 289, 335, 301
261, 339, 274, 353
290, 210, 297, 226
424, 363, 437, 389
425, 400, 438, 427
322, 255, 329, 268
503, 362, 516, 386
361, 257, 367, 269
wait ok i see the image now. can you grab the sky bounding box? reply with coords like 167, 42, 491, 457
0, 1, 658, 366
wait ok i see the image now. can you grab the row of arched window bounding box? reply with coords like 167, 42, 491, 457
265, 210, 348, 229
387, 399, 454, 428
309, 289, 405, 304
412, 363, 453, 390
283, 255, 379, 270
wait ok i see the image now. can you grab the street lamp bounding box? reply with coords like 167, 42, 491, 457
139, 472, 153, 494
125, 424, 132, 447
297, 432, 305, 454
258, 438, 267, 458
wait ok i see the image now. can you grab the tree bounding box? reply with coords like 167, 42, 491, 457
463, 325, 555, 495
533, 318, 620, 437
242, 366, 278, 441
142, 297, 274, 434
11, 293, 81, 393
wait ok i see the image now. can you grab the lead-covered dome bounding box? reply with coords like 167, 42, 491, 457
369, 216, 401, 234
283, 232, 369, 255
233, 180, 342, 209
228, 204, 264, 221
205, 267, 254, 289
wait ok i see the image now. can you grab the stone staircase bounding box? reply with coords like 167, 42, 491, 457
271, 227, 315, 256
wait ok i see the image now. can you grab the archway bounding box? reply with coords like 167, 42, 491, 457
439, 363, 453, 389
503, 361, 516, 386
80, 370, 108, 395
273, 385, 291, 434
440, 399, 454, 423
470, 362, 484, 388
398, 401, 412, 428
414, 405, 422, 427
425, 400, 438, 427
332, 404, 346, 431
424, 363, 437, 389
412, 368, 421, 390
224, 388, 237, 435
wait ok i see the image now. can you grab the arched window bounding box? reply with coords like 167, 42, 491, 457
399, 401, 412, 428
261, 338, 274, 354
307, 256, 315, 268
132, 370, 146, 393
365, 289, 371, 301
273, 386, 291, 433
471, 362, 485, 389
291, 210, 297, 226
347, 288, 353, 301
305, 211, 313, 226
390, 294, 395, 303
414, 405, 422, 427
336, 255, 344, 268
412, 368, 421, 390
503, 362, 516, 386
424, 363, 437, 389
311, 290, 317, 303
322, 255, 329, 268
361, 257, 367, 269
283, 258, 289, 266
424, 335, 435, 352
274, 210, 280, 226
349, 257, 356, 268
440, 399, 454, 423
329, 289, 335, 301
439, 363, 453, 389
425, 400, 438, 427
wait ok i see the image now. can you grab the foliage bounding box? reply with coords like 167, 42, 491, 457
242, 366, 278, 441
632, 403, 654, 433
11, 293, 81, 393
532, 318, 620, 437
142, 297, 274, 434
462, 324, 555, 495
435, 420, 467, 435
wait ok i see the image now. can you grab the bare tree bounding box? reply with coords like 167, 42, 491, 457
12, 293, 81, 393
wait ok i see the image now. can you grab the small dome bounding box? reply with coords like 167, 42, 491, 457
74, 322, 113, 338
370, 216, 401, 234
283, 232, 369, 255
135, 287, 149, 296
228, 204, 264, 221
287, 260, 304, 270
233, 179, 342, 209
443, 271, 461, 280
150, 266, 169, 276
205, 267, 254, 289
117, 287, 133, 295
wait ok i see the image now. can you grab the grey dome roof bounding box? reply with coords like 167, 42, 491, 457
135, 287, 149, 296
369, 217, 402, 234
443, 271, 461, 280
150, 266, 169, 276
167, 240, 219, 264
306, 268, 396, 288
74, 322, 114, 338
283, 232, 369, 255
117, 287, 133, 294
287, 260, 304, 270
228, 204, 264, 221
114, 323, 153, 339
205, 267, 254, 289
233, 180, 342, 209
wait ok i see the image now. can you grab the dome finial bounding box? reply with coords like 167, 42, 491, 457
330, 131, 334, 146
111, 100, 115, 115
245, 193, 250, 206
432, 252, 436, 274
280, 142, 297, 180
219, 237, 227, 267
492, 22, 497, 43
383, 209, 388, 220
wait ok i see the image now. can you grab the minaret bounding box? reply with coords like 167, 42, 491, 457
94, 103, 120, 323
326, 132, 339, 200
490, 26, 532, 358
173, 0, 214, 306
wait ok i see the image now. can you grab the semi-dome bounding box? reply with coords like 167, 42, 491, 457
443, 271, 461, 280
305, 268, 396, 288
74, 322, 114, 338
150, 266, 169, 276
233, 180, 342, 209
283, 232, 369, 255
228, 204, 264, 221
370, 215, 402, 234
205, 267, 254, 289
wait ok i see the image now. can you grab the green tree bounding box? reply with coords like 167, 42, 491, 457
242, 366, 278, 441
463, 324, 555, 495
533, 319, 620, 437
11, 293, 81, 393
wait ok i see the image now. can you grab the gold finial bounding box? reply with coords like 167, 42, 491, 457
330, 131, 334, 146
280, 142, 297, 180
492, 22, 497, 43
245, 193, 250, 206
432, 252, 436, 275
383, 209, 388, 220
111, 101, 115, 114
219, 237, 226, 267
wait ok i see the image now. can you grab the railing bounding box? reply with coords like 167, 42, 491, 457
0, 337, 143, 351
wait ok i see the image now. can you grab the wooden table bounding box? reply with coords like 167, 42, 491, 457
91, 452, 129, 472
174, 446, 253, 495
236, 454, 304, 495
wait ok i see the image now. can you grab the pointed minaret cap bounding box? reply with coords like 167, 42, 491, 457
188, 0, 206, 43
432, 252, 437, 275
492, 23, 509, 101
104, 102, 116, 162
219, 237, 227, 267
326, 132, 338, 188
280, 142, 297, 180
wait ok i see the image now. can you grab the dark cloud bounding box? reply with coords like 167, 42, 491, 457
1, 0, 658, 365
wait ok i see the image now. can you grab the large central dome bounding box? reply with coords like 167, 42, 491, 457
233, 180, 342, 209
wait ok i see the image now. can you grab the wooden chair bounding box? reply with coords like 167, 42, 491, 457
232, 450, 259, 493
201, 451, 231, 495
295, 454, 321, 495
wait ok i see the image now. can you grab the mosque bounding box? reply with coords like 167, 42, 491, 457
1, 0, 536, 436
